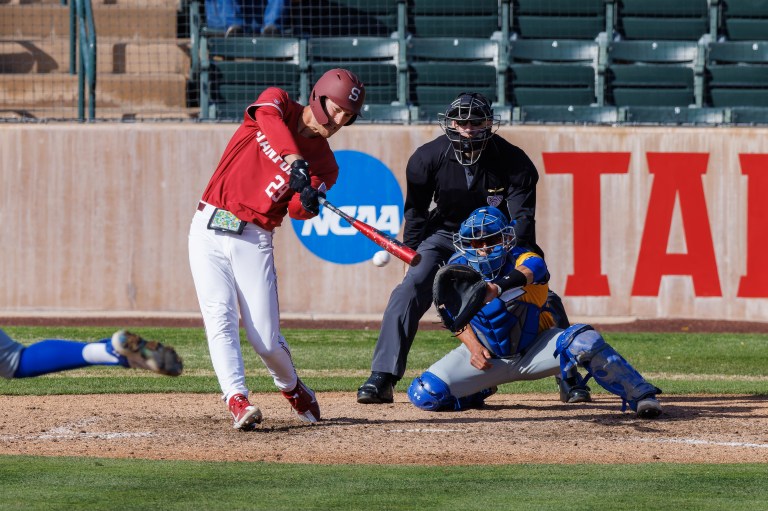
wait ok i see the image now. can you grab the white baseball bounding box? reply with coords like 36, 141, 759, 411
372, 250, 391, 267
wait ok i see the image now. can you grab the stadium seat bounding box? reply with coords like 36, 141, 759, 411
517, 105, 620, 124
616, 0, 710, 40
507, 39, 600, 107
410, 0, 501, 38
728, 106, 768, 124
718, 0, 768, 41
288, 0, 399, 37
309, 37, 403, 107
512, 0, 609, 40
623, 106, 725, 124
706, 41, 768, 107
407, 37, 500, 120
357, 103, 413, 124
606, 40, 703, 107
199, 36, 305, 120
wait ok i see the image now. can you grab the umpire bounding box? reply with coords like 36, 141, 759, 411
357, 92, 588, 404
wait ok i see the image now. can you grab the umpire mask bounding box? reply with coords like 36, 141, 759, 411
438, 92, 500, 165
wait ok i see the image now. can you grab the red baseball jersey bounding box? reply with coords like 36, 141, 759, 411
201, 87, 339, 230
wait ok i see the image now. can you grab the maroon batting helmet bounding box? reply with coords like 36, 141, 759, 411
309, 68, 366, 126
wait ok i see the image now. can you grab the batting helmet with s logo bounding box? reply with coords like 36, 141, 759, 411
310, 68, 366, 126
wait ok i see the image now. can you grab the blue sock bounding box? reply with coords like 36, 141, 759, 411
14, 339, 117, 378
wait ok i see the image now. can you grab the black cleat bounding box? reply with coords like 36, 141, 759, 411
556, 375, 592, 403
635, 394, 663, 419
357, 372, 395, 404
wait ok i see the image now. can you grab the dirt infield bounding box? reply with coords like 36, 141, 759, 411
2, 317, 767, 465
1, 392, 767, 465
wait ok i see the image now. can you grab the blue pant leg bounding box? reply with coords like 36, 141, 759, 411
370, 231, 455, 379
262, 0, 286, 30
14, 339, 118, 378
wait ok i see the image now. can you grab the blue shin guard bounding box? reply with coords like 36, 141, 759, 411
408, 371, 495, 411
554, 324, 659, 411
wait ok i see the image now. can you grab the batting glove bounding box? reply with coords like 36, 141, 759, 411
300, 186, 325, 215
289, 160, 311, 193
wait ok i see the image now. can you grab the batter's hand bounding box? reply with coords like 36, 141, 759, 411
289, 160, 311, 193
300, 186, 325, 215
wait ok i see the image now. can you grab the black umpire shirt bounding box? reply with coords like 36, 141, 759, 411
402, 134, 540, 252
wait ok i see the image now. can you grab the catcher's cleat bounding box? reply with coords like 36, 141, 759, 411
357, 371, 395, 404
556, 375, 592, 404
456, 386, 498, 410
228, 393, 262, 431
282, 379, 320, 423
110, 330, 183, 377
636, 396, 662, 419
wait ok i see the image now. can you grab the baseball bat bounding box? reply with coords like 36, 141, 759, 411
318, 196, 422, 266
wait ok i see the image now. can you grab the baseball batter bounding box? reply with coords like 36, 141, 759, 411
0, 328, 182, 379
408, 207, 663, 419
188, 68, 366, 430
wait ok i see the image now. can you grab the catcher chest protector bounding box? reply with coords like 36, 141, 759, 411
471, 292, 542, 357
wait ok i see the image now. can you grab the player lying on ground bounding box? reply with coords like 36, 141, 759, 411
407, 207, 662, 419
0, 328, 183, 379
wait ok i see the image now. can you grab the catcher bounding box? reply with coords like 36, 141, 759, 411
408, 206, 663, 418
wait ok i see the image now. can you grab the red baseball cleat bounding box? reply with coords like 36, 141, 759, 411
228, 393, 262, 431
282, 379, 321, 423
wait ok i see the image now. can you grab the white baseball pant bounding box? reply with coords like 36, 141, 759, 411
188, 202, 299, 402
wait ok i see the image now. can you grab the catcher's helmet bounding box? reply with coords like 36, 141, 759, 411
438, 92, 500, 165
453, 206, 515, 279
310, 68, 366, 126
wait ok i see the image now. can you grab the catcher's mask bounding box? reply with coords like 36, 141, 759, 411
310, 68, 366, 126
438, 92, 500, 165
453, 206, 515, 279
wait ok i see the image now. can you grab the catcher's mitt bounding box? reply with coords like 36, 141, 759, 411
432, 264, 488, 333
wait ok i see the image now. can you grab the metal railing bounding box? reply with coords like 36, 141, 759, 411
69, 0, 97, 121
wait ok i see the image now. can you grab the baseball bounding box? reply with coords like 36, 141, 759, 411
372, 250, 391, 267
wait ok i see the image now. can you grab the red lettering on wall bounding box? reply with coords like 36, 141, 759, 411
737, 154, 768, 297
543, 152, 630, 296
632, 153, 721, 296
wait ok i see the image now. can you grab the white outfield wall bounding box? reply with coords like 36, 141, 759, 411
0, 123, 765, 322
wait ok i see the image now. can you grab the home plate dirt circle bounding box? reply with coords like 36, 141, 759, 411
1, 393, 766, 465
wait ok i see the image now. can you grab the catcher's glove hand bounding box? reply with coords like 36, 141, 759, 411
433, 264, 488, 333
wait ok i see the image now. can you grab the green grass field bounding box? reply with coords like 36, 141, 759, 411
1, 326, 766, 511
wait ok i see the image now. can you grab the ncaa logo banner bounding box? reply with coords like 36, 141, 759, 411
290, 150, 404, 265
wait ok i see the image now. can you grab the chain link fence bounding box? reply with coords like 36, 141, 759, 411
2, 1, 767, 124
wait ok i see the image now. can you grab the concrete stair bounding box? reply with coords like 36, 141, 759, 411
0, 0, 195, 118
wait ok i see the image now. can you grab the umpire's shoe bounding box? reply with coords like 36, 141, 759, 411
357, 371, 395, 404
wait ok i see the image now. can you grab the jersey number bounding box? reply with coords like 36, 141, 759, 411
266, 174, 289, 202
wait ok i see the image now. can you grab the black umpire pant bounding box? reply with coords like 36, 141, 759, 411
369, 230, 571, 381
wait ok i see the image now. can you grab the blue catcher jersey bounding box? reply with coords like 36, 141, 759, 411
448, 247, 554, 357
